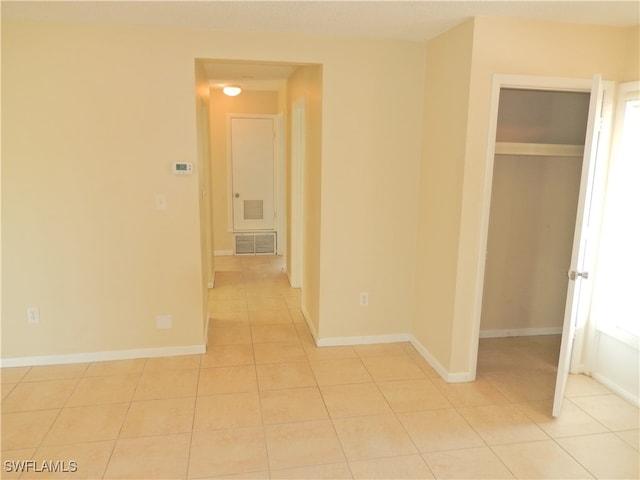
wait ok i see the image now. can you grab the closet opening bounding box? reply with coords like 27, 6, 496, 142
477, 86, 591, 408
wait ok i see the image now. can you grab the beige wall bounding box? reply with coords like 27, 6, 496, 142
286, 66, 323, 335
318, 39, 425, 339
415, 17, 639, 375
481, 90, 588, 333
481, 155, 582, 332
413, 20, 475, 368
209, 89, 279, 254
623, 26, 640, 81
2, 19, 426, 361
4, 13, 634, 371
2, 21, 207, 357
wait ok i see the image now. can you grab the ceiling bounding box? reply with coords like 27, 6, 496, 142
4, 1, 639, 89
202, 61, 299, 91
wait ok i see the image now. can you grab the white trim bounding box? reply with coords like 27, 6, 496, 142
591, 372, 640, 407
299, 323, 475, 384
409, 335, 475, 383
479, 327, 562, 338
470, 74, 602, 380
290, 96, 306, 288
275, 113, 286, 256
0, 344, 206, 368
316, 333, 412, 348
408, 335, 449, 380
446, 371, 476, 383
300, 305, 318, 343
493, 74, 593, 91
214, 250, 234, 256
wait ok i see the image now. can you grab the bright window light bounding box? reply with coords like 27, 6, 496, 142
592, 95, 640, 339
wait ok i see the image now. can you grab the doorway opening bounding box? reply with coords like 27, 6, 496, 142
473, 75, 613, 416
194, 59, 323, 346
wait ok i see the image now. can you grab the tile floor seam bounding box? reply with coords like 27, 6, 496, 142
314, 376, 352, 473
548, 435, 599, 479
449, 403, 493, 453
19, 371, 85, 457
567, 396, 624, 434
515, 397, 613, 441
184, 366, 205, 480
257, 414, 272, 478
101, 364, 147, 480
368, 378, 431, 467
486, 443, 530, 480
389, 411, 437, 479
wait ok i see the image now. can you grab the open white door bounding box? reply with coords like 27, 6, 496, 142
552, 75, 604, 417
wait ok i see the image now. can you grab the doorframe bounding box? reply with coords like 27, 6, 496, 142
469, 74, 603, 379
226, 113, 279, 233
275, 113, 286, 255
289, 96, 306, 288
197, 98, 214, 289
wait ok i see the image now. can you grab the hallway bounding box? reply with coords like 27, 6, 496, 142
1, 255, 638, 478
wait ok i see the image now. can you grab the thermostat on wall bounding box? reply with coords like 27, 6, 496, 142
173, 162, 193, 175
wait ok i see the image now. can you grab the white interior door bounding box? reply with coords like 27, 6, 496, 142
231, 117, 275, 231
552, 75, 604, 417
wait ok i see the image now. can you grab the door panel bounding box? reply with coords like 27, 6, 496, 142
231, 117, 275, 231
552, 75, 604, 417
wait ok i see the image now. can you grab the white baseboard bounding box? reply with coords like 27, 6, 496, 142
214, 250, 234, 256
300, 320, 475, 384
409, 335, 475, 383
300, 306, 319, 343
310, 331, 475, 383
0, 344, 206, 368
300, 309, 412, 349
479, 327, 562, 338
591, 372, 640, 407
316, 333, 412, 347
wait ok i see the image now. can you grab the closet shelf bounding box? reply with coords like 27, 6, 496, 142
495, 142, 584, 157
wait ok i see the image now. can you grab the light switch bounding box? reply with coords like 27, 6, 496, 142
155, 194, 167, 211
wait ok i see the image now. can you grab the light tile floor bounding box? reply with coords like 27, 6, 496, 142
1, 255, 638, 479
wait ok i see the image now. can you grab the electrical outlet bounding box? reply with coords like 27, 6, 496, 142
156, 314, 172, 329
27, 306, 40, 324
360, 292, 369, 307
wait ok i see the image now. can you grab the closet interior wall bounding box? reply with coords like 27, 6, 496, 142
480, 89, 591, 340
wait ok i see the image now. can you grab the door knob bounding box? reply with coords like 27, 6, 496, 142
234, 193, 240, 198
568, 270, 589, 280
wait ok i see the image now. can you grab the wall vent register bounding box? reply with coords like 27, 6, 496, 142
234, 232, 276, 255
